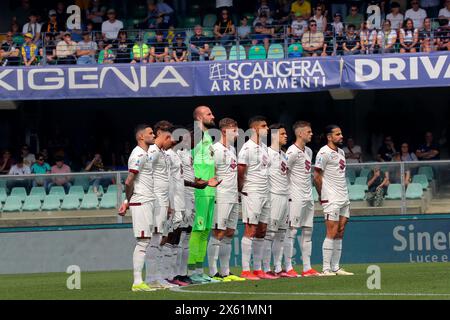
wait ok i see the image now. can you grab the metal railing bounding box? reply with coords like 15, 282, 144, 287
1, 18, 448, 66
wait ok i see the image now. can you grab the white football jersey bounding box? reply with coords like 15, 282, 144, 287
177, 148, 195, 198
238, 139, 270, 195
267, 147, 289, 195
166, 148, 185, 211
286, 144, 313, 201
314, 145, 349, 204
149, 144, 170, 205
213, 142, 238, 203
128, 146, 155, 203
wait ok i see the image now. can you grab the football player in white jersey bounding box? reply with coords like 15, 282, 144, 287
207, 118, 246, 282
286, 121, 320, 277
238, 116, 272, 280
314, 125, 354, 276
118, 124, 157, 292
261, 123, 289, 279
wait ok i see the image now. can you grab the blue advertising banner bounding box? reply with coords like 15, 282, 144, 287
342, 51, 450, 90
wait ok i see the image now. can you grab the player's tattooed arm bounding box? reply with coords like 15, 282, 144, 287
313, 167, 323, 201
238, 164, 248, 196
118, 172, 136, 215
185, 178, 208, 189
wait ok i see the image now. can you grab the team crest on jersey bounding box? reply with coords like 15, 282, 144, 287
339, 159, 346, 170
280, 161, 288, 173
305, 160, 311, 172
331, 152, 339, 161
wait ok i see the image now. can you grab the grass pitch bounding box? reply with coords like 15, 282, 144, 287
0, 263, 449, 300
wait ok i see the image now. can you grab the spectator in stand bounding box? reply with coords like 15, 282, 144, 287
22, 12, 42, 45
55, 1, 68, 31
301, 19, 326, 56
377, 136, 397, 162
289, 12, 308, 42
438, 0, 450, 24
40, 32, 57, 65
360, 21, 378, 54
291, 0, 312, 19
342, 24, 361, 55
156, 0, 174, 28
214, 9, 236, 47
85, 153, 109, 195
399, 142, 419, 161
345, 4, 364, 30
256, 0, 273, 19
392, 152, 412, 185
274, 0, 292, 25
98, 42, 115, 64
252, 13, 274, 51
216, 0, 233, 16
385, 2, 404, 30
343, 137, 363, 163
21, 33, 39, 66
30, 153, 51, 188
376, 19, 398, 53
7, 157, 31, 191
416, 131, 440, 160
41, 10, 61, 37
400, 18, 419, 52
436, 19, 450, 51
420, 0, 441, 18
419, 17, 438, 52
366, 166, 390, 207
190, 25, 211, 61
56, 32, 77, 64
310, 5, 327, 32
11, 22, 24, 48
0, 150, 13, 174
11, 0, 32, 28
149, 30, 169, 63
113, 30, 133, 63
0, 32, 21, 66
86, 0, 107, 30
171, 33, 187, 62
143, 2, 159, 29
49, 156, 72, 193
101, 9, 124, 42
76, 32, 98, 64
331, 12, 344, 36
20, 145, 35, 168
131, 36, 149, 64
237, 16, 252, 45
405, 0, 427, 29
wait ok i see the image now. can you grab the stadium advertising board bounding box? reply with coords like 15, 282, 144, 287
342, 51, 450, 90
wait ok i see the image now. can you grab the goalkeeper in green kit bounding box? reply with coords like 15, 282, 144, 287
188, 105, 222, 283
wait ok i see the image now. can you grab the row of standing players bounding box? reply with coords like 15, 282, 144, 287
119, 106, 353, 292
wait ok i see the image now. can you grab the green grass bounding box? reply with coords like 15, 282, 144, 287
0, 263, 449, 300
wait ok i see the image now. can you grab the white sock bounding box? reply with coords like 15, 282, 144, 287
273, 229, 286, 273
181, 233, 190, 276
252, 237, 265, 271
133, 239, 150, 285
300, 227, 313, 272
322, 237, 334, 272
207, 236, 221, 276
241, 236, 253, 271
331, 239, 343, 272
219, 236, 232, 276
284, 228, 297, 271
146, 233, 162, 283
263, 231, 275, 272
162, 243, 173, 280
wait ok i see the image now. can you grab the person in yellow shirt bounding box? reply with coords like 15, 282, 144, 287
291, 0, 312, 19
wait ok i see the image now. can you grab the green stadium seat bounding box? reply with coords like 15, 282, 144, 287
100, 193, 118, 209
348, 185, 366, 201
354, 177, 368, 191
0, 187, 7, 203
267, 44, 284, 59
143, 31, 156, 43
412, 174, 429, 190
228, 45, 246, 60
87, 185, 104, 194
10, 187, 27, 202
0, 180, 6, 188
210, 45, 227, 60
406, 183, 423, 199
41, 195, 61, 211
313, 188, 319, 202
288, 43, 303, 58
49, 186, 66, 201
346, 177, 351, 186
22, 195, 42, 211
386, 184, 402, 200
248, 45, 266, 60
203, 14, 217, 28
69, 185, 85, 200
30, 186, 46, 201
359, 168, 371, 178
2, 196, 23, 212
61, 195, 81, 210
418, 166, 434, 181
106, 184, 120, 194
346, 168, 356, 184
80, 194, 99, 210
73, 176, 90, 191
203, 29, 213, 38
182, 16, 201, 28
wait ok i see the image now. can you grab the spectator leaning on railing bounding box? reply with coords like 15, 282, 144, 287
400, 18, 419, 53
56, 32, 77, 64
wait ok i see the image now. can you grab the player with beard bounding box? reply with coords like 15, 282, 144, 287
314, 125, 354, 276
